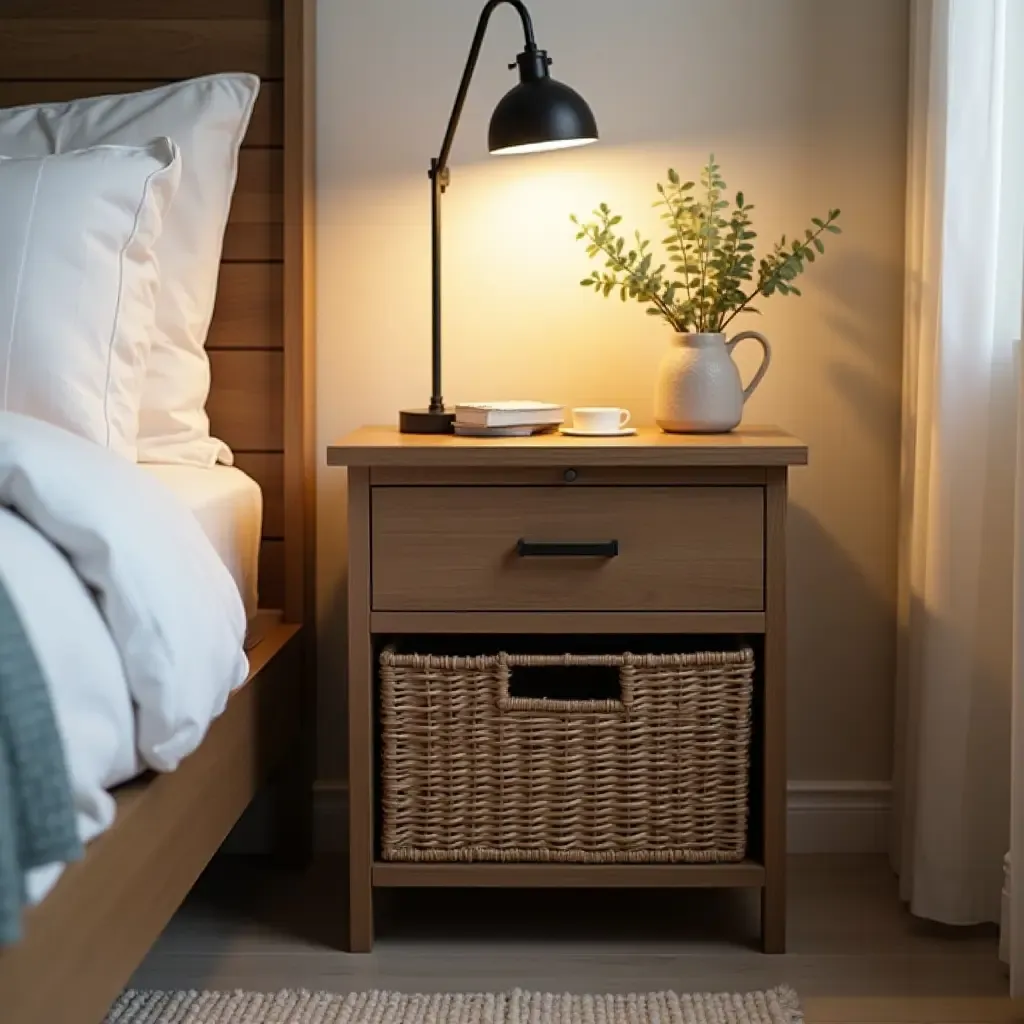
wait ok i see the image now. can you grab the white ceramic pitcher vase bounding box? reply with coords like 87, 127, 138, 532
654, 330, 772, 433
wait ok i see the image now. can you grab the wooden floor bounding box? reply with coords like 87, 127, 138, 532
133, 854, 1019, 1023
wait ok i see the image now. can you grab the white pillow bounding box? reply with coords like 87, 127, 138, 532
0, 141, 180, 459
0, 75, 260, 467
0, 411, 249, 771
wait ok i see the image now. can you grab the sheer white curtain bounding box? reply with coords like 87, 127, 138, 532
893, 0, 1022, 929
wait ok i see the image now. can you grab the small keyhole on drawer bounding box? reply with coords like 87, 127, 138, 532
563, 468, 578, 483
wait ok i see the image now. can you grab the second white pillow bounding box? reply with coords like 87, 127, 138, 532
0, 141, 180, 458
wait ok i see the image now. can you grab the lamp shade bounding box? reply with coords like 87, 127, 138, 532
488, 59, 598, 156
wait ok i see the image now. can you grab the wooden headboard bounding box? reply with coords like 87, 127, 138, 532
0, 0, 315, 625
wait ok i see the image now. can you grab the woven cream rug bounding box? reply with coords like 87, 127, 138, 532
105, 988, 802, 1024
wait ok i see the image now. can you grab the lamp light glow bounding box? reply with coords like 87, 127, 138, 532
398, 0, 599, 434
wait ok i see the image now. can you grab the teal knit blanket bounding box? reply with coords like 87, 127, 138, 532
0, 576, 81, 945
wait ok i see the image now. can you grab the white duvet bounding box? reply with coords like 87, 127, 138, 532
0, 412, 249, 899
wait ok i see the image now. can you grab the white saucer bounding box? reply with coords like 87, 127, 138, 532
559, 427, 637, 437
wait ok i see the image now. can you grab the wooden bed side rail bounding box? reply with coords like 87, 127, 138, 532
0, 623, 302, 1024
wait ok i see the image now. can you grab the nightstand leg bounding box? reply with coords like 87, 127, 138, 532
347, 725, 374, 953
347, 467, 375, 952
347, 862, 374, 952
762, 468, 788, 954
761, 877, 786, 953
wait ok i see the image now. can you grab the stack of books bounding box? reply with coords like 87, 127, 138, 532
453, 401, 565, 437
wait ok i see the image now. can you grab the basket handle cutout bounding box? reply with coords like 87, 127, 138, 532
496, 656, 635, 713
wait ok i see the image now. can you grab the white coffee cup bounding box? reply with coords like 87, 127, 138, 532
571, 407, 631, 433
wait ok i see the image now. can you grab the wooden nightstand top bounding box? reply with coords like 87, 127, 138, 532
327, 425, 807, 469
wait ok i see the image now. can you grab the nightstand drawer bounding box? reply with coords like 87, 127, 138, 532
371, 486, 764, 612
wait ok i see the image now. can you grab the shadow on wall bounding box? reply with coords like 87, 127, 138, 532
787, 502, 895, 782
817, 249, 904, 451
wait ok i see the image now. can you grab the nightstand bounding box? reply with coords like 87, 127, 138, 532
327, 426, 807, 953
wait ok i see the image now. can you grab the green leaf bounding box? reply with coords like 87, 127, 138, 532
826, 224, 842, 234
668, 168, 680, 185
646, 307, 662, 316
813, 237, 825, 253
811, 217, 824, 228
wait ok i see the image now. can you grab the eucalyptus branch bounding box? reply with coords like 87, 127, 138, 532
719, 212, 840, 330
575, 220, 676, 323
656, 177, 695, 307
698, 161, 714, 331
572, 156, 841, 336
709, 224, 740, 328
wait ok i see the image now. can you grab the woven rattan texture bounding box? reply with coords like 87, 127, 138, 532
380, 649, 754, 864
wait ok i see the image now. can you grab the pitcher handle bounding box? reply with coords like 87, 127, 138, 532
725, 330, 772, 402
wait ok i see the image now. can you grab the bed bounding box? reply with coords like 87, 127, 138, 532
0, 2, 315, 1022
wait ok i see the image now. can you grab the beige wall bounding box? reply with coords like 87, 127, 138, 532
316, 0, 909, 784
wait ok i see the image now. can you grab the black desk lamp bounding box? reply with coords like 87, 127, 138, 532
399, 0, 599, 434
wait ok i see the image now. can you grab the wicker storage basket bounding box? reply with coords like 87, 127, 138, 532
379, 648, 754, 864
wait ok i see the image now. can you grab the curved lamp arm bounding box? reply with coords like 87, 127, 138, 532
423, 0, 539, 419
433, 0, 537, 187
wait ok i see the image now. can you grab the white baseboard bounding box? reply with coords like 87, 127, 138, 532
786, 780, 892, 854
310, 780, 893, 855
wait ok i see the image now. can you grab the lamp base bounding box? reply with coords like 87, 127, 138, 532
399, 408, 456, 434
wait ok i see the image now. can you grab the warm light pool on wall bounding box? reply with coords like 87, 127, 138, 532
399, 0, 599, 434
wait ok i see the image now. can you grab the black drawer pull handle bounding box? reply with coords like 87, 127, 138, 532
516, 539, 619, 558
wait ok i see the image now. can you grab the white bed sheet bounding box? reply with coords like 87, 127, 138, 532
141, 465, 263, 620
2, 420, 255, 912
